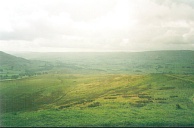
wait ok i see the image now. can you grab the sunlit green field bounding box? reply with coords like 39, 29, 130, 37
1, 73, 194, 126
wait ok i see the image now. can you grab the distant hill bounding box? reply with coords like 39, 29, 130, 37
0, 51, 30, 66
12, 50, 194, 74
1, 50, 194, 79
0, 51, 53, 80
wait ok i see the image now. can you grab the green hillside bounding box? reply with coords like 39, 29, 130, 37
0, 51, 30, 65
0, 73, 194, 126
0, 51, 53, 80
0, 50, 194, 126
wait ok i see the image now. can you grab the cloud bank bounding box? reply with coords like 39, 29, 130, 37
0, 0, 194, 52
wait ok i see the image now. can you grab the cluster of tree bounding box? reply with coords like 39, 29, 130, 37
0, 71, 49, 80
0, 74, 8, 79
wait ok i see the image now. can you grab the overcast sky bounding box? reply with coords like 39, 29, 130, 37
0, 0, 194, 52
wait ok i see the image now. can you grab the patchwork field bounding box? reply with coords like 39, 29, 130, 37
0, 73, 194, 126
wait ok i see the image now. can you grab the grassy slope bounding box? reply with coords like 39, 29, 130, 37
0, 51, 54, 80
1, 50, 194, 126
0, 73, 194, 126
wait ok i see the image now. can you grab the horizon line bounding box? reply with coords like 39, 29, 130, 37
2, 49, 194, 54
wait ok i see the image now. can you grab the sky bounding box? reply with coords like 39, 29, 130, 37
0, 0, 194, 52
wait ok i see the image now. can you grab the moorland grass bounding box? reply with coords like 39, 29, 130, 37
0, 73, 194, 126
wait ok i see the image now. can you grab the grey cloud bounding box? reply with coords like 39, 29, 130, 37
154, 0, 194, 7
0, 0, 194, 52
0, 22, 51, 41
44, 0, 117, 22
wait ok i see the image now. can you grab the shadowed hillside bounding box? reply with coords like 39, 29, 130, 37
0, 51, 53, 80
0, 51, 30, 65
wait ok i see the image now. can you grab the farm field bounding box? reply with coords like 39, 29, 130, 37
0, 73, 194, 126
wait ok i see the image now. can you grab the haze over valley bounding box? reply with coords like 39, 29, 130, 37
0, 0, 194, 127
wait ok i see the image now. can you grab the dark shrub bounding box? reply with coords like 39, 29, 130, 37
170, 95, 178, 98
88, 102, 101, 107
130, 102, 146, 107
176, 104, 182, 109
104, 97, 117, 99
